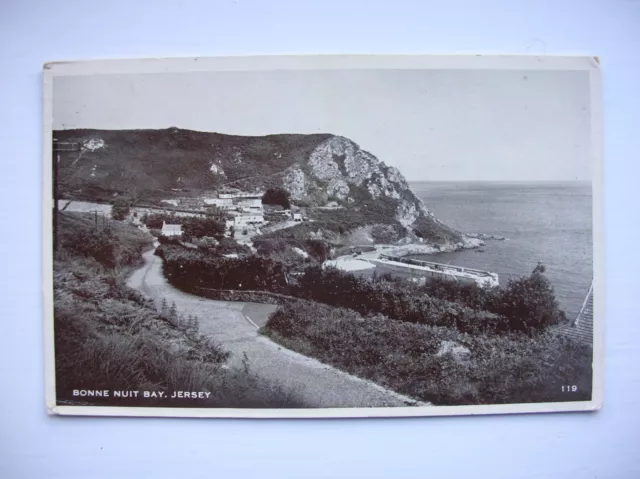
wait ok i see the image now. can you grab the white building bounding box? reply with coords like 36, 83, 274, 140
234, 214, 265, 227
219, 192, 262, 199
204, 198, 233, 209
236, 197, 263, 211
161, 222, 182, 236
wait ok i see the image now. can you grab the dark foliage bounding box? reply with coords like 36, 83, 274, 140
157, 245, 289, 294
111, 199, 131, 221
156, 240, 567, 336
143, 213, 177, 229
143, 213, 225, 240
262, 187, 291, 209
181, 216, 226, 240
419, 263, 568, 334
293, 266, 504, 335
264, 301, 593, 406
304, 239, 331, 262
157, 235, 183, 246
421, 276, 494, 311
412, 214, 463, 244
493, 263, 567, 332
58, 212, 150, 269
213, 237, 252, 256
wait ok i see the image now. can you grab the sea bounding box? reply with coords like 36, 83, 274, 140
409, 181, 593, 320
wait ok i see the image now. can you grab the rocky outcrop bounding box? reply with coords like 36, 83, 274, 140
281, 135, 455, 241
283, 166, 307, 200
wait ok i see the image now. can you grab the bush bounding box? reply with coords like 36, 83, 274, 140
181, 217, 225, 240
304, 239, 330, 262
421, 276, 494, 311
492, 263, 567, 333
293, 266, 504, 334
58, 212, 151, 269
263, 301, 592, 406
111, 199, 131, 221
157, 234, 182, 246
215, 237, 252, 256
420, 264, 567, 334
144, 213, 176, 229
157, 244, 289, 294
192, 236, 219, 249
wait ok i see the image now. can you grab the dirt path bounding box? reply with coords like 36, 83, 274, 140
126, 247, 425, 408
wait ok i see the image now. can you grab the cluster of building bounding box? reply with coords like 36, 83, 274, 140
205, 191, 266, 229
157, 189, 308, 237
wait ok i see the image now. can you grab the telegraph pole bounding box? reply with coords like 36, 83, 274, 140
52, 139, 79, 252
52, 143, 59, 253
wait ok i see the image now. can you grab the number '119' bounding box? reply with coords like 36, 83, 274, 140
562, 385, 578, 392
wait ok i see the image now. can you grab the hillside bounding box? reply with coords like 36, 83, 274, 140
53, 128, 461, 245
53, 212, 303, 407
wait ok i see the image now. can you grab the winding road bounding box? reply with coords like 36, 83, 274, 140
126, 247, 425, 408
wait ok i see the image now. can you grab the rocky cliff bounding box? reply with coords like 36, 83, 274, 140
281, 135, 459, 244
53, 128, 462, 245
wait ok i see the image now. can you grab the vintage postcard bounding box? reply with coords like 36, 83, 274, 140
43, 55, 603, 418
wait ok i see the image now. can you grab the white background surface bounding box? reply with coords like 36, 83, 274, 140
1, 0, 638, 477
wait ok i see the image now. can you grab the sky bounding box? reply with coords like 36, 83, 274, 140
53, 68, 592, 181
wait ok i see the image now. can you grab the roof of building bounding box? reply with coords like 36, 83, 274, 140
161, 222, 182, 233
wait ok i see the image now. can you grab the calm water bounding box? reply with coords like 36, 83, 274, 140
409, 181, 593, 320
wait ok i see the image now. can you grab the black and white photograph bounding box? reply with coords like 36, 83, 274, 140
43, 55, 603, 418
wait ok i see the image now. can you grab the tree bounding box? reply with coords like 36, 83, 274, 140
205, 205, 227, 221
188, 315, 199, 335
182, 217, 225, 239
495, 262, 567, 333
205, 205, 220, 217
262, 187, 290, 209
305, 239, 330, 262
111, 199, 130, 221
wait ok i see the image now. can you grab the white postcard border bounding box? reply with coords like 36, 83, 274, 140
43, 54, 604, 419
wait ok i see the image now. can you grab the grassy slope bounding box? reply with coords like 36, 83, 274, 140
263, 301, 593, 406
54, 212, 303, 408
54, 128, 331, 202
